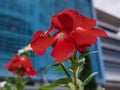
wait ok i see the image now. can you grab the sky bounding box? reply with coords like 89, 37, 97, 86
93, 0, 120, 18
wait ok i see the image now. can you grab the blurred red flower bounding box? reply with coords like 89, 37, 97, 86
30, 9, 108, 63
4, 55, 38, 77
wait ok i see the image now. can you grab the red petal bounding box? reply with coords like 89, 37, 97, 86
77, 45, 91, 53
62, 9, 96, 29
33, 30, 44, 39
51, 16, 62, 30
80, 15, 96, 29
32, 49, 46, 56
52, 13, 73, 33
25, 68, 38, 77
20, 57, 33, 68
71, 29, 97, 46
45, 26, 55, 35
88, 28, 108, 37
63, 9, 83, 29
13, 61, 21, 68
51, 38, 75, 62
30, 37, 55, 55
78, 47, 86, 53
13, 54, 20, 59
57, 14, 73, 32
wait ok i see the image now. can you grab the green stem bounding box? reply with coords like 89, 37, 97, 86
60, 63, 72, 80
16, 73, 24, 90
73, 50, 79, 90
74, 50, 77, 60
73, 68, 79, 90
72, 58, 79, 90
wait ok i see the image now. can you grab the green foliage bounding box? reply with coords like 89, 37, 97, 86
45, 62, 59, 72
43, 50, 98, 90
83, 72, 97, 86
76, 58, 85, 74
68, 82, 75, 90
79, 51, 98, 60
79, 50, 97, 90
20, 51, 31, 57
3, 76, 30, 90
77, 79, 84, 90
39, 78, 71, 90
22, 77, 30, 85
54, 66, 64, 72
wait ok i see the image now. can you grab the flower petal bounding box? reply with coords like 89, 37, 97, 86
71, 29, 97, 46
25, 68, 38, 77
60, 9, 96, 29
52, 13, 73, 33
51, 16, 62, 30
52, 9, 97, 33
88, 28, 108, 37
20, 58, 33, 68
31, 37, 55, 55
33, 30, 44, 39
4, 55, 37, 77
77, 45, 91, 53
80, 15, 96, 29
32, 48, 46, 56
51, 38, 75, 62
57, 14, 73, 32
13, 55, 32, 68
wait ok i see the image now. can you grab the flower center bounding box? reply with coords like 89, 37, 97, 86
57, 32, 65, 38
76, 27, 84, 30
21, 57, 25, 61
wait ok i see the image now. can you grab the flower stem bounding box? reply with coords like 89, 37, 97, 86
73, 50, 79, 90
60, 63, 72, 80
73, 67, 79, 90
16, 73, 24, 90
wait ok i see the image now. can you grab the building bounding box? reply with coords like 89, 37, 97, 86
95, 9, 120, 90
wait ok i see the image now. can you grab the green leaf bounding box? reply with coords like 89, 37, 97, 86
77, 79, 84, 90
68, 82, 75, 90
60, 63, 72, 79
4, 84, 12, 90
45, 62, 59, 72
79, 51, 98, 59
23, 77, 30, 85
83, 72, 97, 86
102, 88, 105, 90
78, 58, 85, 65
39, 78, 71, 90
16, 81, 24, 90
54, 66, 64, 72
5, 77, 15, 83
20, 51, 31, 57
69, 68, 73, 73
39, 83, 58, 90
76, 58, 85, 75
55, 78, 72, 84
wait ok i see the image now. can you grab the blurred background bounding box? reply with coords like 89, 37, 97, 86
94, 0, 120, 90
0, 0, 120, 90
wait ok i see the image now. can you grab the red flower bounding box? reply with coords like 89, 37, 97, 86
4, 55, 38, 77
51, 9, 108, 52
30, 9, 108, 63
31, 30, 75, 62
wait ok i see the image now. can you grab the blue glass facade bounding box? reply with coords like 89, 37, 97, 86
0, 0, 105, 84
0, 0, 37, 75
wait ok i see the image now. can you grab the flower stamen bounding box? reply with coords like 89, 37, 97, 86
57, 32, 65, 38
